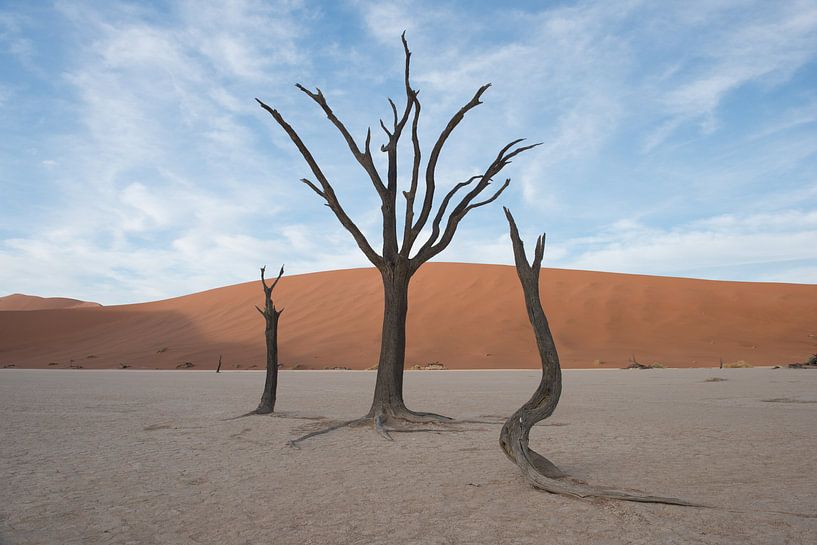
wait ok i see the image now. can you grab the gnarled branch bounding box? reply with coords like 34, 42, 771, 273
256, 98, 383, 268
399, 94, 423, 257
411, 140, 540, 266
409, 83, 492, 244
294, 84, 387, 198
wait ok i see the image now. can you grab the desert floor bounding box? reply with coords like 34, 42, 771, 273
1, 368, 815, 545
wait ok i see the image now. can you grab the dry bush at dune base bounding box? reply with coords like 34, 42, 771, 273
723, 361, 753, 368
410, 362, 446, 370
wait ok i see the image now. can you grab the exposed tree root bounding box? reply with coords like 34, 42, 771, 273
398, 409, 454, 423
505, 435, 702, 506
386, 427, 469, 434
286, 409, 490, 448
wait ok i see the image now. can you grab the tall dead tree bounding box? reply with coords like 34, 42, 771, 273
255, 265, 284, 414
500, 208, 697, 505
257, 33, 538, 427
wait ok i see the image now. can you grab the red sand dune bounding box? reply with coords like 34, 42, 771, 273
0, 263, 815, 370
0, 293, 100, 311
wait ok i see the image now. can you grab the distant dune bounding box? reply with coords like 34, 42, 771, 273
0, 263, 814, 370
0, 293, 100, 311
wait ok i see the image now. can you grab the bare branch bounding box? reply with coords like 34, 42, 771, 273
503, 207, 531, 271
379, 118, 392, 141
388, 98, 398, 128
301, 178, 325, 198
465, 178, 510, 212
256, 98, 383, 267
269, 264, 285, 292
401, 30, 412, 96
410, 83, 492, 238
422, 175, 481, 249
379, 35, 419, 256
381, 35, 417, 153
411, 139, 538, 265
294, 84, 387, 196
502, 207, 545, 283
532, 234, 546, 277
260, 265, 270, 292
502, 141, 543, 163
399, 95, 423, 257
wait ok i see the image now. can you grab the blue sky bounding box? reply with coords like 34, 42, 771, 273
1, 0, 816, 304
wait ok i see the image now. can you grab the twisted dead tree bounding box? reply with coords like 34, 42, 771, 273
500, 208, 698, 506
257, 33, 538, 439
255, 265, 284, 414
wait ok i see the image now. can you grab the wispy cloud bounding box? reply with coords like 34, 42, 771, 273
643, 1, 817, 150
556, 210, 817, 282
1, 0, 816, 304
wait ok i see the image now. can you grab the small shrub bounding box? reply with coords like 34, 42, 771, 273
410, 361, 446, 370
625, 361, 664, 369
723, 360, 753, 368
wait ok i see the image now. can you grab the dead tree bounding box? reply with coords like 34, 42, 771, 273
257, 33, 538, 430
500, 208, 697, 506
255, 265, 284, 414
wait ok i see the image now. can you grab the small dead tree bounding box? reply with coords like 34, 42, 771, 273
257, 33, 538, 432
500, 208, 697, 505
255, 265, 284, 414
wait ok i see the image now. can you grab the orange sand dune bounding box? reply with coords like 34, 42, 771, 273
0, 293, 100, 311
0, 263, 814, 370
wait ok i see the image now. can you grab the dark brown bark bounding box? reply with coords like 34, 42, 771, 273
257, 33, 538, 419
367, 266, 409, 414
216, 354, 222, 373
500, 208, 698, 506
255, 265, 284, 414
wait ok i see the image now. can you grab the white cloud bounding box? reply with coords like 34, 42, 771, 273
644, 1, 817, 150
2, 0, 817, 304
558, 210, 817, 281
0, 0, 329, 304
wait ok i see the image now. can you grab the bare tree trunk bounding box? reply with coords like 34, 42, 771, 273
257, 309, 280, 413
255, 265, 284, 414
368, 266, 410, 416
499, 208, 697, 506
500, 208, 564, 478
